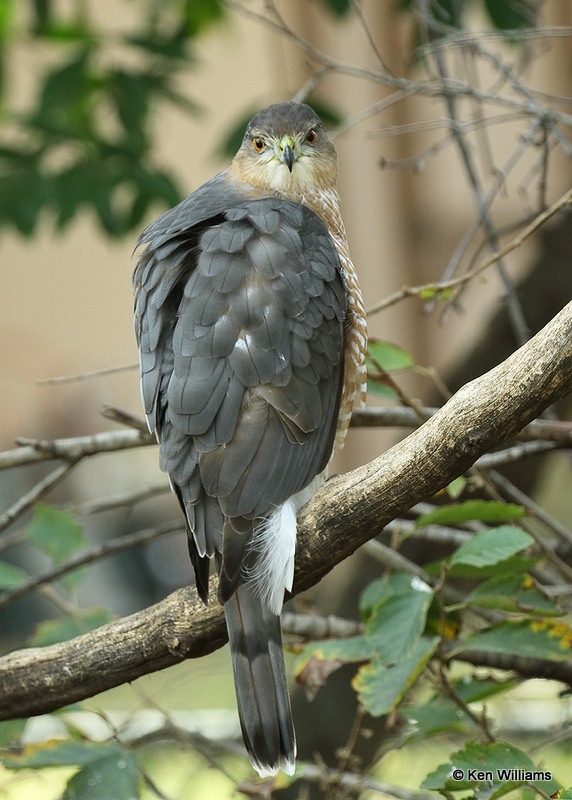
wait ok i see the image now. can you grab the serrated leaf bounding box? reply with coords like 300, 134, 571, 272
366, 339, 414, 372
402, 697, 472, 738
63, 751, 140, 800
366, 588, 433, 665
360, 573, 425, 619
466, 573, 562, 616
421, 740, 559, 800
27, 504, 87, 565
294, 635, 375, 676
0, 560, 29, 589
461, 619, 572, 663
452, 675, 518, 704
29, 607, 114, 647
415, 500, 525, 528
450, 526, 533, 570
3, 739, 123, 770
424, 553, 539, 579
353, 636, 438, 717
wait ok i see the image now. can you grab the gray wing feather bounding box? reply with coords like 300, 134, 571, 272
135, 184, 346, 543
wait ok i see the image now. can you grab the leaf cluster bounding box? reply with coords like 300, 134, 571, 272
295, 498, 572, 797
0, 0, 230, 236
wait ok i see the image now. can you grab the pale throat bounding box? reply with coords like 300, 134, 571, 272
228, 155, 345, 241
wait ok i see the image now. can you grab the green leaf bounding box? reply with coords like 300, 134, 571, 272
446, 476, 466, 499
320, 0, 352, 18
422, 741, 559, 800
29, 607, 114, 647
484, 0, 535, 31
33, 49, 93, 136
449, 526, 534, 571
27, 504, 87, 565
365, 379, 399, 400
34, 22, 93, 42
403, 676, 517, 741
0, 719, 27, 747
466, 573, 562, 616
366, 585, 434, 664
63, 751, 140, 800
31, 0, 50, 34
125, 32, 190, 61
402, 697, 472, 738
0, 560, 29, 589
294, 635, 375, 676
452, 675, 518, 704
418, 286, 454, 302
3, 739, 124, 770
183, 0, 227, 37
366, 339, 414, 372
108, 69, 152, 152
360, 573, 424, 619
415, 500, 526, 528
0, 0, 13, 45
461, 619, 572, 663
0, 168, 49, 236
354, 636, 438, 717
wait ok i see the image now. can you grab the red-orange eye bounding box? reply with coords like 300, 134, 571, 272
253, 137, 266, 152
306, 129, 317, 144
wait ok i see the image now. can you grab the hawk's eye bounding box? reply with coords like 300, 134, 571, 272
306, 129, 317, 144
253, 137, 266, 152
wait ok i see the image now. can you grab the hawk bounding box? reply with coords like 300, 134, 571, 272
134, 102, 367, 776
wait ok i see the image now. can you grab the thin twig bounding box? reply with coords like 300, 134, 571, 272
490, 470, 572, 548
37, 363, 138, 385
367, 184, 572, 316
225, 2, 572, 127
429, 42, 530, 343
0, 428, 154, 470
0, 460, 79, 534
0, 521, 184, 612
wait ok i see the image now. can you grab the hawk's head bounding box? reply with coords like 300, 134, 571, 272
229, 102, 338, 196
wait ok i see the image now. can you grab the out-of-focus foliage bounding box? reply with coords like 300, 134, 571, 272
399, 0, 538, 33
0, 0, 228, 236
0, 0, 355, 238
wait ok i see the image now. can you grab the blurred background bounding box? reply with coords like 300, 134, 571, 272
1, 0, 572, 797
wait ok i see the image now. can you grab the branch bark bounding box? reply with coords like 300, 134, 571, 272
1, 302, 571, 720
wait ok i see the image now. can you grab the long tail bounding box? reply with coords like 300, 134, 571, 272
224, 582, 296, 777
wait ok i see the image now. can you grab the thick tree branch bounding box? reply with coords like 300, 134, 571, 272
0, 303, 571, 720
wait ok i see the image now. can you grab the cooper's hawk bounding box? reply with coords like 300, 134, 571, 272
134, 102, 367, 776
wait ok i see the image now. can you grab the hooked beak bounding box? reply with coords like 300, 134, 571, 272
279, 135, 297, 172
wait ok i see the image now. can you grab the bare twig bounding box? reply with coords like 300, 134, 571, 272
367, 185, 572, 316
37, 363, 138, 385
0, 521, 184, 613
490, 471, 572, 547
0, 428, 154, 470
0, 460, 79, 535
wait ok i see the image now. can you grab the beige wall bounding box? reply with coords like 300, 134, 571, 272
2, 0, 571, 493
